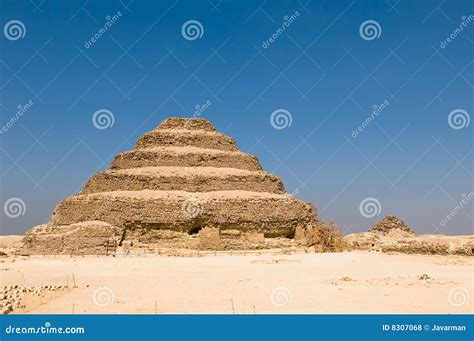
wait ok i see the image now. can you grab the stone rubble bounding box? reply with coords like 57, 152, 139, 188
368, 215, 414, 236
344, 215, 473, 256
1, 285, 66, 314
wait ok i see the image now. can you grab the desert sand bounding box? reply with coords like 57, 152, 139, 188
1, 250, 472, 314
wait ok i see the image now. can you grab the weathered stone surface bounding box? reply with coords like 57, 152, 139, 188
111, 147, 262, 171
157, 117, 216, 131
246, 232, 265, 244
48, 191, 315, 238
369, 215, 414, 236
344, 215, 473, 256
82, 167, 285, 194
198, 227, 222, 250
20, 222, 119, 255
135, 129, 238, 151
294, 226, 309, 246
20, 117, 318, 254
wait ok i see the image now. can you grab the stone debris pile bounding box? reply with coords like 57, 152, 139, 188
1, 285, 66, 314
369, 215, 414, 236
344, 215, 473, 256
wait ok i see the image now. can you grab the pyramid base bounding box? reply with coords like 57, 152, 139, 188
18, 222, 299, 255
48, 190, 316, 238
19, 221, 120, 256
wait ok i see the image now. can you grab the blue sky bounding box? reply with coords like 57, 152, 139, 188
0, 0, 472, 235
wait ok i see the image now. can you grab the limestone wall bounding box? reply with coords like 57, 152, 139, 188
82, 168, 285, 194
49, 191, 315, 238
111, 147, 262, 171
135, 130, 238, 151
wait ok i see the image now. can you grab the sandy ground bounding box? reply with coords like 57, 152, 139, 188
1, 251, 472, 314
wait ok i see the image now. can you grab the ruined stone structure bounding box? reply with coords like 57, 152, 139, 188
368, 215, 414, 236
20, 118, 318, 254
344, 215, 473, 256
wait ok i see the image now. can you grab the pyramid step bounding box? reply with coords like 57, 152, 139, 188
135, 129, 237, 151
50, 190, 316, 238
111, 146, 262, 171
82, 167, 285, 194
156, 117, 216, 132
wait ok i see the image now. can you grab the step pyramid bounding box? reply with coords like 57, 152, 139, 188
21, 118, 318, 254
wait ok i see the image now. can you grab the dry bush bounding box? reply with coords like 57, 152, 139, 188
309, 221, 345, 252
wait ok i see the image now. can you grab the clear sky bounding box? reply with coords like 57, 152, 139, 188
0, 0, 472, 235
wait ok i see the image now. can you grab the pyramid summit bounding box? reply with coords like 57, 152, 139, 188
21, 117, 319, 254
369, 215, 414, 236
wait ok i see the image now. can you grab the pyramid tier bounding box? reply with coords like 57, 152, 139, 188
156, 117, 216, 131
135, 129, 237, 151
111, 146, 262, 171
49, 190, 316, 238
82, 167, 285, 194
